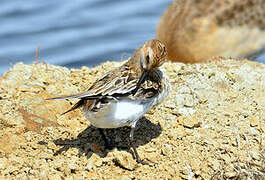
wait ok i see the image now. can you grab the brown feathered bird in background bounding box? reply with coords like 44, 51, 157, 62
156, 0, 265, 63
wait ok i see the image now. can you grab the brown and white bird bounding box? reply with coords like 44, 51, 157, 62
157, 0, 265, 63
47, 39, 170, 165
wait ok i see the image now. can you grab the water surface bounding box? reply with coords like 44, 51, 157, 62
0, 0, 264, 75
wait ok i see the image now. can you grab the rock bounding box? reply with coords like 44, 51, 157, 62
88, 154, 103, 167
146, 152, 158, 162
119, 175, 131, 180
168, 126, 186, 140
0, 59, 264, 179
161, 144, 173, 157
178, 107, 196, 116
111, 151, 137, 170
225, 171, 237, 179
249, 118, 259, 127
178, 115, 201, 128
0, 158, 7, 170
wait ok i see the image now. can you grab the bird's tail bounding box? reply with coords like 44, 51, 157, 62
60, 99, 85, 116
46, 95, 76, 100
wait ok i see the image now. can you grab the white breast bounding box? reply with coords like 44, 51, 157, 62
83, 99, 149, 129
114, 101, 144, 121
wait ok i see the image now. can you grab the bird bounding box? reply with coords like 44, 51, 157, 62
156, 0, 265, 63
46, 39, 170, 165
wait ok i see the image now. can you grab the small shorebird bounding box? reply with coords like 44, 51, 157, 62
157, 0, 265, 63
47, 39, 170, 165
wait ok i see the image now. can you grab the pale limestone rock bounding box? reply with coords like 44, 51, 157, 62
0, 59, 264, 179
88, 153, 103, 167
161, 144, 173, 157
111, 151, 137, 170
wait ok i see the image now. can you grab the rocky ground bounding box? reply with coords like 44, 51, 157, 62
0, 58, 264, 179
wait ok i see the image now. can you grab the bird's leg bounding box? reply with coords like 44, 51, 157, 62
98, 128, 113, 149
129, 126, 149, 165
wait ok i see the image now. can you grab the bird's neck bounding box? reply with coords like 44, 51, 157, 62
126, 47, 142, 74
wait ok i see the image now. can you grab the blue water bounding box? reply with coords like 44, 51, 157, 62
0, 0, 264, 75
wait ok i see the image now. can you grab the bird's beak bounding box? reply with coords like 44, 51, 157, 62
132, 68, 148, 95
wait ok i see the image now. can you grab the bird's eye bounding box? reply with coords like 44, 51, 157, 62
146, 55, 150, 63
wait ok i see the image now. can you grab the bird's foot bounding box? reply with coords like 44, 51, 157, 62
136, 157, 150, 166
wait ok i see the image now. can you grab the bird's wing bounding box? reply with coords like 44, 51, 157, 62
46, 64, 139, 100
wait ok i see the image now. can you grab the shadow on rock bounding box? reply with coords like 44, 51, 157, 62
51, 117, 162, 159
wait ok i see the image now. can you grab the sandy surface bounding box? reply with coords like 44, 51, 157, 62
0, 58, 264, 179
